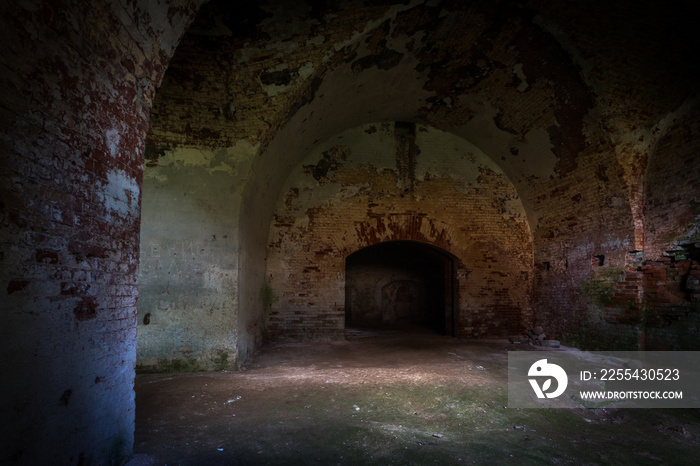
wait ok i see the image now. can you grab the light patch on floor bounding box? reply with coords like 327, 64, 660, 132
134, 331, 700, 464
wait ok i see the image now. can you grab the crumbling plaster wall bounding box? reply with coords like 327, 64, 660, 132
228, 0, 633, 345
596, 101, 700, 351
0, 0, 204, 464
264, 123, 532, 340
521, 2, 700, 348
5, 0, 694, 463
137, 142, 256, 371
143, 0, 700, 370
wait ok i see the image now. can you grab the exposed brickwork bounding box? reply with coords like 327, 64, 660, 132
590, 99, 700, 350
645, 105, 700, 258
0, 0, 201, 464
529, 141, 635, 342
601, 254, 700, 350
4, 1, 699, 462
264, 124, 533, 341
142, 0, 699, 358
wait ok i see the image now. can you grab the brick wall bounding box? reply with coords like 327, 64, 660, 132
2, 0, 699, 463
264, 123, 533, 341
0, 1, 201, 464
598, 105, 700, 350
142, 0, 699, 362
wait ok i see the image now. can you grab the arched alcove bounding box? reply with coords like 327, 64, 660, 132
345, 241, 459, 336
263, 122, 533, 341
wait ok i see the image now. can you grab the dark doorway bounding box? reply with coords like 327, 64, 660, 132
345, 241, 458, 335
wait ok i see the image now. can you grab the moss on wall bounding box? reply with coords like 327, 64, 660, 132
572, 266, 641, 350
582, 266, 625, 307
136, 357, 201, 373
136, 349, 237, 373
260, 283, 278, 314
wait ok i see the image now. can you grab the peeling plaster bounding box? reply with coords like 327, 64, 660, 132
298, 62, 315, 80
615, 96, 699, 152
98, 169, 139, 217
306, 35, 326, 46
265, 121, 533, 339
106, 128, 121, 157
513, 63, 529, 92
139, 0, 700, 366
331, 0, 424, 53
270, 39, 300, 57
452, 95, 558, 228
415, 125, 500, 187
259, 63, 294, 97
144, 141, 258, 179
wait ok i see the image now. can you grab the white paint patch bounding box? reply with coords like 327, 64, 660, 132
106, 129, 121, 157
99, 169, 140, 217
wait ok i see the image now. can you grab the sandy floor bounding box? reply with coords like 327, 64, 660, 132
132, 329, 700, 465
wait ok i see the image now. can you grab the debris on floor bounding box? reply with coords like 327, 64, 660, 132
509, 326, 560, 347
133, 332, 700, 465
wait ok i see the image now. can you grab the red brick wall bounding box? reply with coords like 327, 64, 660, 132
264, 123, 534, 341
529, 140, 637, 345
0, 1, 200, 463
645, 106, 700, 259
600, 105, 700, 350
142, 0, 698, 357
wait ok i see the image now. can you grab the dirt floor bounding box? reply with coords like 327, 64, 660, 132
132, 329, 700, 465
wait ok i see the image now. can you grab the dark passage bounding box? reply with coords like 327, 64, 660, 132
345, 241, 457, 335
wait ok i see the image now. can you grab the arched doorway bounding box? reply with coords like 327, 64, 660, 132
345, 241, 459, 335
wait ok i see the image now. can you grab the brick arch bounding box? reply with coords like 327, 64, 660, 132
345, 240, 463, 337
264, 123, 533, 342
352, 213, 454, 254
